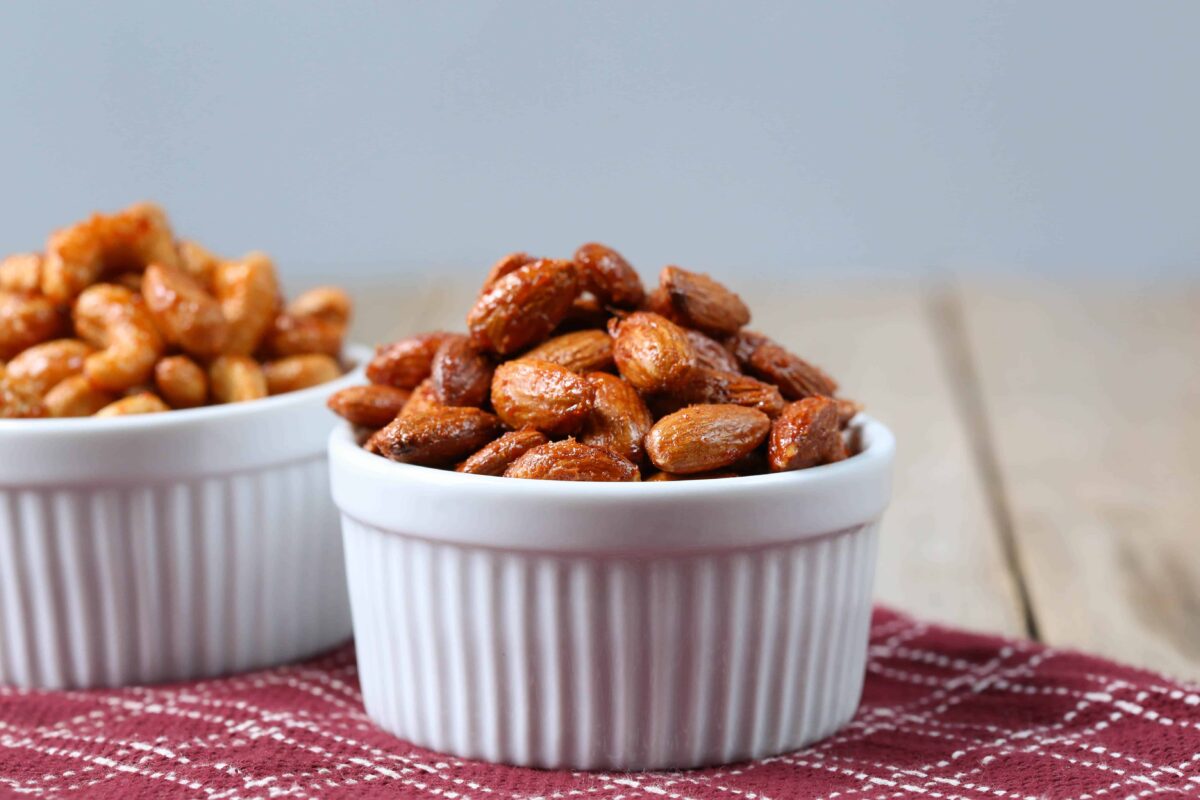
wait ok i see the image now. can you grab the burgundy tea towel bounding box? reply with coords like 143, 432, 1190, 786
2, 607, 1198, 799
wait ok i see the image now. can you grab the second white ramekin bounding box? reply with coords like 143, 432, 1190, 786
0, 345, 369, 690
330, 415, 894, 771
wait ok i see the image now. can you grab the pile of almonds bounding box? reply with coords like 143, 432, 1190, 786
0, 202, 351, 418
328, 245, 859, 481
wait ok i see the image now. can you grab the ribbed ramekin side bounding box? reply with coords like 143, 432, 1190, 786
342, 518, 880, 771
0, 455, 350, 689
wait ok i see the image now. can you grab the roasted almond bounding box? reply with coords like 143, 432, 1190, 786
504, 439, 640, 482
610, 311, 696, 393
573, 242, 644, 308
645, 404, 771, 474
456, 428, 549, 476
366, 332, 456, 389
579, 372, 654, 464
686, 328, 740, 373
673, 368, 785, 417
430, 335, 494, 407
660, 266, 750, 336
768, 396, 846, 472
467, 259, 580, 355
747, 340, 838, 400
481, 252, 537, 293
400, 378, 442, 418
328, 384, 412, 427
374, 406, 502, 466
521, 329, 614, 373
490, 358, 593, 436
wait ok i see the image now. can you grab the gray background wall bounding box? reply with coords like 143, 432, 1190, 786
2, 1, 1197, 282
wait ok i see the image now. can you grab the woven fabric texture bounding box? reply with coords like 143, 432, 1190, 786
2, 607, 1198, 800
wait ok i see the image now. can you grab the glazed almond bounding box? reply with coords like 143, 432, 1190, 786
504, 439, 640, 482
366, 332, 456, 389
429, 335, 494, 407
610, 311, 696, 393
521, 329, 614, 374
467, 259, 580, 355
579, 372, 653, 464
374, 407, 502, 467
768, 396, 847, 472
328, 384, 412, 428
490, 359, 593, 436
456, 428, 549, 476
573, 242, 644, 308
660, 266, 750, 336
645, 404, 770, 475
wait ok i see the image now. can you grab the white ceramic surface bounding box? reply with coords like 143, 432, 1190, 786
330, 415, 895, 771
0, 345, 369, 689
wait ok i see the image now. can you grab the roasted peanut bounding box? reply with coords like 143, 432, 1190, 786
610, 311, 696, 393
0, 377, 47, 418
0, 291, 63, 360
0, 253, 42, 293
3, 339, 94, 397
142, 263, 229, 357
42, 202, 179, 303
209, 355, 268, 403
456, 428, 549, 476
429, 335, 493, 407
768, 397, 847, 472
373, 406, 502, 466
645, 404, 771, 475
521, 329, 614, 374
504, 439, 640, 482
263, 354, 342, 395
573, 242, 644, 308
212, 252, 280, 355
95, 392, 170, 417
43, 375, 117, 417
72, 284, 165, 391
490, 358, 593, 436
327, 384, 411, 428
366, 332, 455, 389
467, 259, 579, 354
659, 266, 750, 336
154, 355, 209, 408
287, 286, 353, 325
579, 372, 653, 464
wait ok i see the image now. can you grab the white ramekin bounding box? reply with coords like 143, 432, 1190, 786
0, 345, 369, 690
330, 414, 895, 771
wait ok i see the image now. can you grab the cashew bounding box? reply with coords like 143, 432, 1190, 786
154, 355, 208, 408
177, 239, 222, 290
142, 263, 229, 357
0, 290, 63, 360
263, 354, 342, 395
287, 286, 352, 325
263, 313, 344, 358
0, 253, 43, 293
41, 202, 179, 303
94, 392, 170, 417
209, 355, 268, 403
72, 284, 165, 392
43, 375, 117, 417
3, 338, 94, 397
212, 252, 280, 355
0, 376, 46, 418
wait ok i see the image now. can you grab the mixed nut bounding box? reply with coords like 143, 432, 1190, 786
329, 244, 860, 481
0, 202, 351, 418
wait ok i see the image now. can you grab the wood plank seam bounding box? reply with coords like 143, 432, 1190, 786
924, 283, 1040, 641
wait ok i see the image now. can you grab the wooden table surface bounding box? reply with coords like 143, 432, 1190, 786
349, 277, 1200, 681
